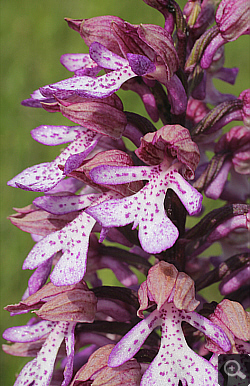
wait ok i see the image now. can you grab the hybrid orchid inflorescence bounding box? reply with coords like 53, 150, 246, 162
3, 0, 250, 385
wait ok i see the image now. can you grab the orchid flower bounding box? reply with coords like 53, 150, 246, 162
87, 160, 202, 254
22, 191, 120, 286
87, 125, 202, 254
40, 42, 156, 99
17, 149, 143, 287
3, 281, 97, 386
5, 321, 75, 386
7, 125, 102, 192
108, 262, 231, 386
39, 38, 187, 115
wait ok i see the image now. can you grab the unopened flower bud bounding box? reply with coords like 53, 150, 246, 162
201, 0, 250, 69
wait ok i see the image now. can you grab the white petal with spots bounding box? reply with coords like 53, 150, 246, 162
89, 42, 128, 70
90, 163, 203, 216
109, 303, 222, 386
89, 162, 202, 252
8, 131, 100, 192
87, 164, 181, 254
141, 304, 219, 386
165, 170, 203, 215
90, 164, 153, 185
183, 310, 231, 352
3, 320, 56, 343
14, 321, 70, 386
31, 125, 88, 146
34, 191, 118, 215
34, 193, 104, 215
108, 310, 161, 367
60, 53, 101, 75
41, 66, 137, 99
23, 212, 96, 286
87, 181, 179, 254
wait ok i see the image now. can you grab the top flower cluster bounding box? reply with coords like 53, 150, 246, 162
4, 0, 250, 385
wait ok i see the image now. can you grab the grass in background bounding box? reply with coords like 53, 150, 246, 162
0, 1, 249, 384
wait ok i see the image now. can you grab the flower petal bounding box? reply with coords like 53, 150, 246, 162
90, 164, 153, 185
7, 162, 62, 192
61, 323, 76, 386
60, 53, 102, 76
31, 125, 86, 145
86, 179, 179, 254
126, 53, 156, 76
108, 309, 161, 367
13, 321, 69, 386
8, 132, 100, 192
41, 66, 137, 99
3, 320, 56, 343
168, 172, 203, 215
184, 310, 231, 352
89, 41, 128, 70
23, 212, 96, 286
28, 258, 53, 295
34, 193, 103, 215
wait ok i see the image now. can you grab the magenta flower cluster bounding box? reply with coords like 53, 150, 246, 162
3, 1, 250, 385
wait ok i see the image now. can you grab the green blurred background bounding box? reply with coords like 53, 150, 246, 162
0, 1, 249, 384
